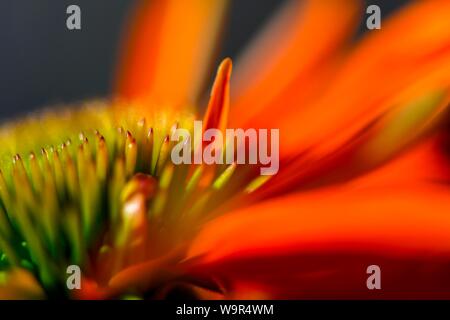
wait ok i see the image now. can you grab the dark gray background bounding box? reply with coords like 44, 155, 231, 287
0, 0, 409, 120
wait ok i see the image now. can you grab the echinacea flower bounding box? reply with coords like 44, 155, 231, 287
1, 0, 450, 299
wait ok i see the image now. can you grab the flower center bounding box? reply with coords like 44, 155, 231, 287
0, 59, 275, 298
0, 102, 269, 298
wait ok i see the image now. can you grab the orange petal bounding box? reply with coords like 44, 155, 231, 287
187, 183, 450, 298
338, 133, 450, 189
203, 58, 232, 134
243, 0, 450, 157
188, 250, 450, 299
255, 90, 450, 197
115, 0, 228, 108
230, 0, 361, 127
231, 0, 450, 161
189, 184, 450, 262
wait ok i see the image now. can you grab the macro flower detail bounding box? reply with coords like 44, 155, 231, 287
1, 0, 450, 299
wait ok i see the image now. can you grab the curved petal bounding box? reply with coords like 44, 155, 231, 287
255, 90, 450, 197
232, 0, 450, 159
344, 133, 450, 189
187, 183, 450, 298
230, 0, 360, 127
115, 0, 228, 108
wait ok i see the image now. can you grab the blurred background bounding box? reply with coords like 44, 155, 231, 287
0, 0, 409, 121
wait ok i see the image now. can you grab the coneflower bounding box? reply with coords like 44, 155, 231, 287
2, 0, 450, 299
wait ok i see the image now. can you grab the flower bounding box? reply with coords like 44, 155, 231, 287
1, 0, 450, 299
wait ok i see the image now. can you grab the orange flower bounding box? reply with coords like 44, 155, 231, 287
0, 0, 449, 299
